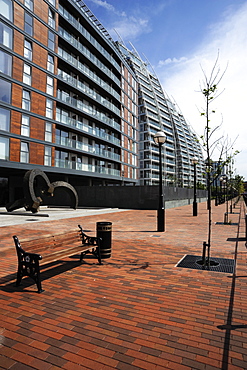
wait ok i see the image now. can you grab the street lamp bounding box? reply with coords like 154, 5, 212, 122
154, 131, 166, 232
191, 156, 198, 216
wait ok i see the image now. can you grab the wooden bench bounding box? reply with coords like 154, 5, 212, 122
13, 225, 101, 293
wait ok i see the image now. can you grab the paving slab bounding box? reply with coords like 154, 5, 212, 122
0, 200, 247, 369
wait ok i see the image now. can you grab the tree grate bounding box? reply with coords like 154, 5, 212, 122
176, 254, 235, 273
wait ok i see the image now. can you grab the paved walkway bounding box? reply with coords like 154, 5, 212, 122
0, 200, 246, 369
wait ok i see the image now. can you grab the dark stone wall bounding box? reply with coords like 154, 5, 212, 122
75, 186, 207, 210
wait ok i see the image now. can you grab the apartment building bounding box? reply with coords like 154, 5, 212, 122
0, 0, 138, 205
116, 42, 205, 187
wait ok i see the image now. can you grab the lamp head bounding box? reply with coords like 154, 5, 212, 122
154, 131, 166, 145
191, 156, 198, 165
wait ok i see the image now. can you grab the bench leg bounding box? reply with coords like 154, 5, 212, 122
16, 268, 23, 287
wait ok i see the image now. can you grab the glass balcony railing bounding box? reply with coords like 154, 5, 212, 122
55, 136, 120, 161
57, 69, 120, 116
56, 115, 120, 146
58, 48, 120, 101
55, 158, 120, 176
58, 27, 120, 86
58, 4, 120, 73
57, 91, 121, 131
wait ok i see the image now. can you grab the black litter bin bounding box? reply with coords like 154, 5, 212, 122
96, 221, 112, 259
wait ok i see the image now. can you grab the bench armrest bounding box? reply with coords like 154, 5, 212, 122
78, 225, 101, 246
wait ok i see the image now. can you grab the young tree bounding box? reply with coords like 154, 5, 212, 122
199, 54, 238, 267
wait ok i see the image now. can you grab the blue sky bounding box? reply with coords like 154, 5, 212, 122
86, 0, 247, 179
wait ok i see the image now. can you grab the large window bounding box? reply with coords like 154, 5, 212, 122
0, 78, 11, 103
47, 54, 54, 73
0, 0, 13, 21
22, 90, 31, 110
21, 114, 30, 136
46, 98, 53, 118
23, 63, 31, 85
46, 75, 53, 95
24, 39, 32, 60
48, 30, 55, 51
0, 107, 10, 131
0, 21, 12, 48
0, 136, 9, 160
20, 142, 29, 163
24, 12, 33, 36
45, 122, 52, 142
48, 8, 55, 28
44, 146, 52, 166
0, 50, 12, 76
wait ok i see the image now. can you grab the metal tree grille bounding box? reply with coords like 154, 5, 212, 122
176, 254, 235, 273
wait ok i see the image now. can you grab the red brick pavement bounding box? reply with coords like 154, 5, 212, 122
0, 200, 247, 369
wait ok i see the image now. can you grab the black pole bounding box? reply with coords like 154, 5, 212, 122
193, 162, 197, 216
157, 142, 165, 231
215, 176, 218, 206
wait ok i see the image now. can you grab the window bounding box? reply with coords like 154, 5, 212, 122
0, 107, 10, 131
48, 30, 55, 51
24, 39, 32, 60
24, 0, 33, 11
0, 50, 12, 76
20, 142, 29, 163
22, 90, 31, 110
0, 136, 9, 160
24, 12, 33, 36
44, 146, 52, 166
46, 75, 53, 95
23, 63, 31, 85
48, 8, 55, 28
46, 98, 53, 118
0, 0, 13, 21
21, 114, 30, 136
48, 0, 55, 5
45, 122, 52, 142
47, 54, 54, 73
0, 78, 11, 103
0, 21, 12, 48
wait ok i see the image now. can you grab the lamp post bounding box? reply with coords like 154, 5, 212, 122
191, 157, 198, 216
154, 131, 166, 232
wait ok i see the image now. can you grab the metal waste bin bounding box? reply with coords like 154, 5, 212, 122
96, 222, 112, 259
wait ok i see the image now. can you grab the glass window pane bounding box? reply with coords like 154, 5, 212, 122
47, 54, 54, 72
48, 30, 55, 50
24, 39, 32, 59
0, 0, 13, 21
0, 21, 12, 48
24, 0, 33, 11
0, 107, 10, 131
0, 78, 11, 103
22, 90, 30, 110
21, 114, 30, 136
0, 49, 12, 76
0, 136, 9, 159
23, 63, 31, 85
25, 12, 33, 35
20, 142, 29, 163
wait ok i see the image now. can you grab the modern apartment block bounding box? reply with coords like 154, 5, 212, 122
116, 42, 205, 187
0, 0, 138, 205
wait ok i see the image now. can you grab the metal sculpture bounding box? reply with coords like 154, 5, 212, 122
6, 169, 78, 213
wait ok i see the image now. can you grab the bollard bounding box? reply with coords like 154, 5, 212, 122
96, 222, 112, 259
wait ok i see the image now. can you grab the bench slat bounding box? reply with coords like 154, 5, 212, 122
41, 244, 91, 264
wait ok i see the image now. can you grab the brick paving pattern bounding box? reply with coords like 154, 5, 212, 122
0, 200, 247, 369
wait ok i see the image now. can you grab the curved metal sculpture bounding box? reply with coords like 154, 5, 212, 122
49, 181, 78, 210
6, 169, 78, 213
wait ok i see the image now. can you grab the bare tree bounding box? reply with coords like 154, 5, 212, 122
199, 54, 238, 266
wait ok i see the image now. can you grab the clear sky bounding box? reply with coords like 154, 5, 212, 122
86, 0, 247, 180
